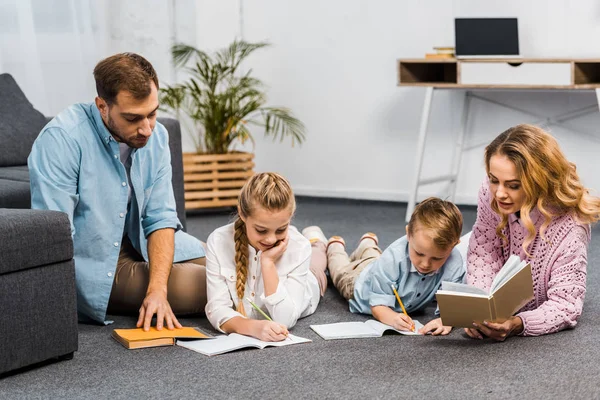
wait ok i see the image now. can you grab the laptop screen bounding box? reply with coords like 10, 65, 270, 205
455, 18, 519, 57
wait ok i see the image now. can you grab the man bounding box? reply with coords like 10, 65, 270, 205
28, 53, 206, 330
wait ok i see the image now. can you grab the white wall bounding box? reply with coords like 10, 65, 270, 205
192, 0, 600, 205
4, 0, 599, 205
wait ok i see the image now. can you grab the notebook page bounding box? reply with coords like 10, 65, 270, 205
310, 321, 381, 339
366, 319, 425, 336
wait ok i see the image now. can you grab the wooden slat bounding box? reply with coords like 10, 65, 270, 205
182, 151, 255, 210
184, 180, 248, 190
183, 152, 254, 163
182, 161, 255, 173
185, 189, 241, 200
184, 170, 255, 182
185, 198, 239, 209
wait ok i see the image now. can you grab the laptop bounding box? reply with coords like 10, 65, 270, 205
455, 18, 520, 59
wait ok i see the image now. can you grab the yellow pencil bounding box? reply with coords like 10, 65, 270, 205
391, 284, 414, 332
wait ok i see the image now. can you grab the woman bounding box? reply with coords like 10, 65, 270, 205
465, 124, 600, 340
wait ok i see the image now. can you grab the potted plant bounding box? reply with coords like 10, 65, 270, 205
160, 40, 306, 210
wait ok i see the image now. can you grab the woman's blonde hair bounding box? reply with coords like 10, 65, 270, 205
407, 197, 463, 249
233, 172, 295, 315
485, 124, 600, 252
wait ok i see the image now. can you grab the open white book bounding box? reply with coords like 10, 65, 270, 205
176, 333, 311, 357
310, 319, 424, 340
435, 254, 534, 327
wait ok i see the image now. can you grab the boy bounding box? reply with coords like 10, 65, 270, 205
303, 197, 464, 335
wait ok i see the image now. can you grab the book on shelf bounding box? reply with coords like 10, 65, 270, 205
310, 319, 424, 340
432, 46, 455, 54
435, 255, 534, 328
112, 327, 213, 349
177, 333, 311, 356
425, 53, 455, 60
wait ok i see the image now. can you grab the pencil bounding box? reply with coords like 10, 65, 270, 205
246, 298, 273, 321
391, 284, 414, 332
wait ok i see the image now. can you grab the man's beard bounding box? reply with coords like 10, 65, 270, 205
105, 114, 149, 149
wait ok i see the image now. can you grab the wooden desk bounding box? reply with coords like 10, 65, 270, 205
397, 58, 600, 221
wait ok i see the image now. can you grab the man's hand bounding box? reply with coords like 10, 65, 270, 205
467, 316, 524, 341
419, 317, 452, 336
136, 289, 182, 331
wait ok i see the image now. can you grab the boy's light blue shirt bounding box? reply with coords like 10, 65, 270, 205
350, 236, 465, 315
28, 103, 205, 324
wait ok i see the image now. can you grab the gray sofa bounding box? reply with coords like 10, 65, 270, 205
0, 73, 188, 374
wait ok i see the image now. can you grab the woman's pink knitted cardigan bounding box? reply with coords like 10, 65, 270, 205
467, 180, 591, 336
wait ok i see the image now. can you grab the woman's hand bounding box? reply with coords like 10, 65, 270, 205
251, 320, 289, 342
469, 316, 524, 341
464, 327, 483, 339
419, 317, 452, 336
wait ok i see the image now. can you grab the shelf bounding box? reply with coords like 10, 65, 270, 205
398, 61, 457, 85
574, 62, 600, 85
398, 58, 600, 88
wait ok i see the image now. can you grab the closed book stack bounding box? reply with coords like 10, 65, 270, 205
425, 46, 455, 59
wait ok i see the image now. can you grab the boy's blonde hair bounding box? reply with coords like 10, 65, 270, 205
485, 124, 600, 252
233, 172, 296, 316
407, 197, 463, 249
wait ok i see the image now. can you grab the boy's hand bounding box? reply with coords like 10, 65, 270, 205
419, 317, 451, 336
390, 312, 415, 332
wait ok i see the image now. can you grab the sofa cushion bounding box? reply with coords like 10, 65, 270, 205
0, 74, 48, 167
0, 165, 29, 182
0, 179, 31, 208
158, 117, 187, 231
0, 209, 73, 275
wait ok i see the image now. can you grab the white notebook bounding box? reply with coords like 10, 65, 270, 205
310, 319, 424, 340
176, 333, 311, 356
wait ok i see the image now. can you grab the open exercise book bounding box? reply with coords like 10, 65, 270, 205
435, 254, 534, 328
310, 319, 425, 340
177, 333, 311, 357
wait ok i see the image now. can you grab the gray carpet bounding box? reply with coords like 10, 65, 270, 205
1, 197, 598, 399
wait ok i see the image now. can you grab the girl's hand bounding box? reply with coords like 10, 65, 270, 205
261, 235, 289, 264
252, 320, 289, 342
419, 317, 452, 336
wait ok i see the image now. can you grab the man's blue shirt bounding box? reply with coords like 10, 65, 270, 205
28, 103, 204, 324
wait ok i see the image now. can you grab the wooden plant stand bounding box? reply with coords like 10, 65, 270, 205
182, 151, 255, 209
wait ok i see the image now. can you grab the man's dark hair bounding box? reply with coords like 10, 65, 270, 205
93, 52, 159, 105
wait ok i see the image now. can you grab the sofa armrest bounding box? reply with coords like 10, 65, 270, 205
0, 208, 73, 275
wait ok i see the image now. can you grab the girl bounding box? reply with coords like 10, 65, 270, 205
465, 124, 600, 340
205, 172, 325, 341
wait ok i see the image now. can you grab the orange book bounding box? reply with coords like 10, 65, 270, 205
112, 327, 213, 349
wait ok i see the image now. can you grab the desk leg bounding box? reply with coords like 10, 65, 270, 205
448, 91, 471, 202
596, 89, 600, 112
406, 87, 434, 222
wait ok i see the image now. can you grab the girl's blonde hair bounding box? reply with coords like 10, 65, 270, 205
233, 172, 295, 315
485, 124, 600, 252
407, 197, 463, 249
